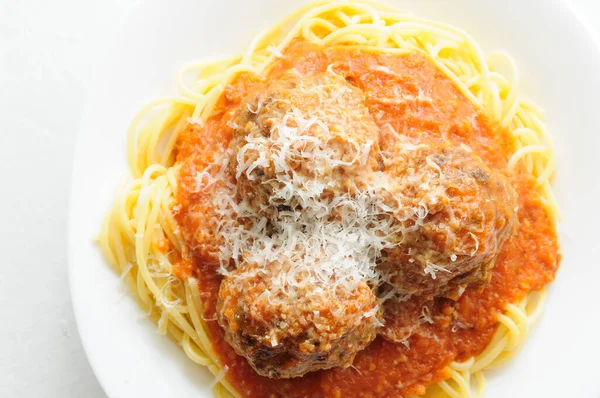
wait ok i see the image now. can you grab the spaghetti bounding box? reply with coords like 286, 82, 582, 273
98, 1, 560, 397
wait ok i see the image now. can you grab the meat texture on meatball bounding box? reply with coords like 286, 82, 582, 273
217, 258, 381, 378
228, 72, 382, 216
378, 140, 518, 299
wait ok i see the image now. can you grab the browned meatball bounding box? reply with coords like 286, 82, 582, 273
228, 72, 382, 216
217, 258, 381, 378
378, 141, 517, 299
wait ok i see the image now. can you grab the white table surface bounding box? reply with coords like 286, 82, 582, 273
0, 0, 598, 397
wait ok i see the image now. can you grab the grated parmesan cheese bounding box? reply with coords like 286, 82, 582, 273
419, 305, 434, 324
197, 105, 399, 303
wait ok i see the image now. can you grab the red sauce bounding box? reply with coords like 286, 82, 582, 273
174, 41, 560, 397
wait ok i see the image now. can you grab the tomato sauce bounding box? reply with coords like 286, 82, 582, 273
175, 40, 560, 397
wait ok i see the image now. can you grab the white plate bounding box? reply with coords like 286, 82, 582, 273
68, 0, 600, 397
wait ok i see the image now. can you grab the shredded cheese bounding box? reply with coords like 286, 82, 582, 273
267, 44, 283, 58
419, 305, 434, 324
198, 107, 399, 304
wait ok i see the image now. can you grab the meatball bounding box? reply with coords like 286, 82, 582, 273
217, 258, 381, 378
378, 141, 517, 299
379, 295, 435, 344
228, 72, 382, 216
